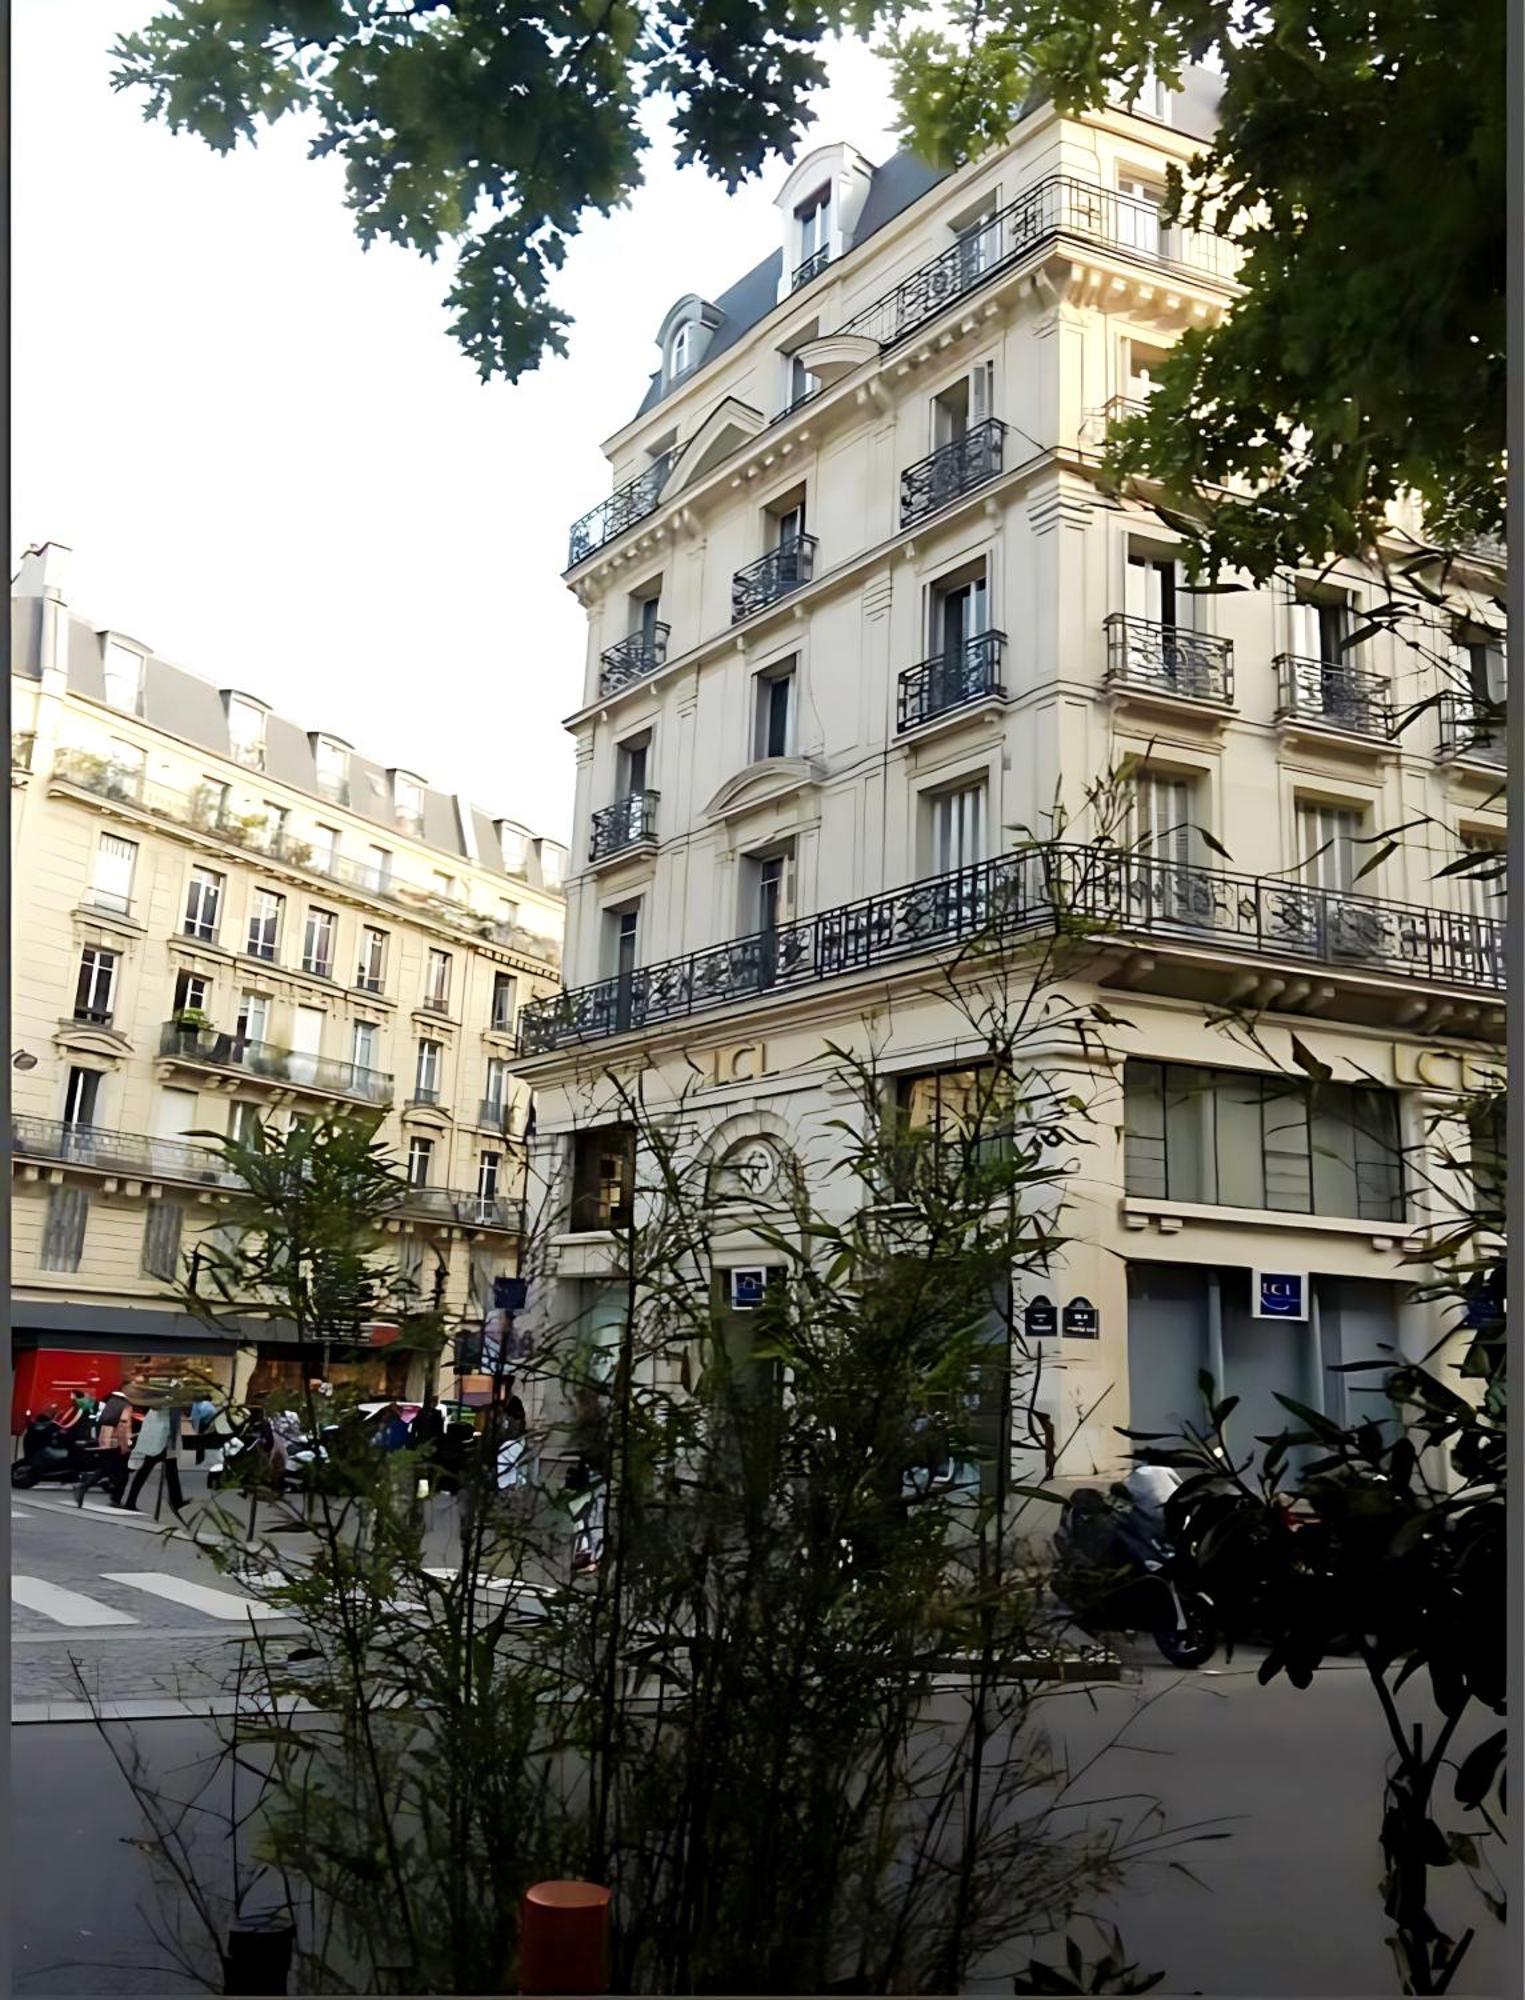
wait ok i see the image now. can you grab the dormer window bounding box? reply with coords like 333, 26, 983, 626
102, 639, 145, 717
772, 144, 872, 308
669, 321, 696, 379
312, 735, 350, 805
392, 770, 425, 835
794, 186, 832, 287
225, 693, 266, 771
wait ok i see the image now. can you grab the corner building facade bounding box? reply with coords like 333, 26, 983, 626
11, 545, 566, 1413
514, 73, 1506, 1480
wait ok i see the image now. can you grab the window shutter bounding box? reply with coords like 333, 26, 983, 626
142, 1202, 185, 1281
41, 1186, 89, 1271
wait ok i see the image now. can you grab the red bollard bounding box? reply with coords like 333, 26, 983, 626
518, 1880, 612, 1995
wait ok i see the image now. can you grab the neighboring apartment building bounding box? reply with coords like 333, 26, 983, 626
10, 542, 567, 1412
513, 71, 1506, 1481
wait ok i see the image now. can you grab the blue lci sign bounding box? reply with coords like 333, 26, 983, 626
1256, 1272, 1307, 1320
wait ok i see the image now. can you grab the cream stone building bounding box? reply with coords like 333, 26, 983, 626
512, 71, 1506, 1480
10, 543, 567, 1411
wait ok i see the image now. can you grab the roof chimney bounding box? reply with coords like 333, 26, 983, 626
13, 541, 72, 603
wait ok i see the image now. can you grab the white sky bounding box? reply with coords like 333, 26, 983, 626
12, 3, 900, 842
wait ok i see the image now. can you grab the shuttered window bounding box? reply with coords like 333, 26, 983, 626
41, 1186, 89, 1271
931, 783, 986, 874
1297, 802, 1362, 892
142, 1202, 185, 1281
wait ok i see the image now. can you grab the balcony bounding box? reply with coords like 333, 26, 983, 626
897, 632, 1007, 734
567, 447, 684, 569
1275, 656, 1393, 741
396, 1186, 522, 1234
1104, 615, 1234, 706
517, 844, 1503, 1055
1437, 693, 1506, 768
478, 1098, 512, 1132
407, 1087, 443, 1110
589, 790, 659, 863
13, 732, 35, 772
732, 535, 818, 622
599, 623, 670, 697
842, 174, 1241, 351
158, 1021, 393, 1105
12, 1116, 241, 1188
900, 421, 1007, 529
792, 245, 830, 291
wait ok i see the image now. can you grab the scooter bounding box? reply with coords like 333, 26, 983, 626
1052, 1467, 1219, 1669
12, 1413, 100, 1488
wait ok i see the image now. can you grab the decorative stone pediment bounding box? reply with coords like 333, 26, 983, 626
52, 1022, 132, 1063
701, 756, 825, 824
663, 397, 767, 497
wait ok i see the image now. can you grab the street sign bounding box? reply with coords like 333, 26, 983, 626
1023, 1295, 1058, 1339
729, 1267, 769, 1311
1062, 1296, 1099, 1339
1254, 1271, 1308, 1320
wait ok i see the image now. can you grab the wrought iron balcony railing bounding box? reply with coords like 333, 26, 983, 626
1275, 655, 1393, 738
12, 1116, 241, 1186
158, 1022, 393, 1104
590, 790, 659, 862
1437, 693, 1506, 766
567, 448, 684, 569
898, 632, 1007, 733
518, 844, 1504, 1054
1105, 614, 1234, 704
792, 245, 831, 291
842, 174, 1241, 351
396, 1186, 523, 1233
900, 421, 1008, 528
732, 535, 818, 622
599, 623, 671, 697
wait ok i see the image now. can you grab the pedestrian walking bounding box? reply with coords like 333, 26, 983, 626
123, 1397, 186, 1515
189, 1391, 219, 1464
80, 1388, 136, 1507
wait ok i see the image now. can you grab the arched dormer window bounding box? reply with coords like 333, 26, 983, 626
669, 321, 695, 378
773, 144, 875, 303
656, 295, 722, 390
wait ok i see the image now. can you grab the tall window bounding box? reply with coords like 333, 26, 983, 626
1132, 772, 1201, 867
236, 991, 270, 1045
414, 1039, 442, 1102
357, 926, 387, 992
41, 1185, 89, 1272
477, 1152, 501, 1202
226, 695, 266, 770
90, 834, 137, 914
669, 320, 695, 378
141, 1201, 185, 1281
183, 867, 224, 941
931, 362, 993, 448
571, 1126, 636, 1231
753, 662, 795, 760
247, 888, 283, 961
74, 947, 118, 1024
424, 948, 452, 1012
407, 1135, 435, 1187
102, 640, 145, 715
172, 970, 210, 1017
491, 971, 516, 1032
616, 734, 650, 800
1297, 801, 1363, 893
363, 844, 392, 893
63, 1065, 102, 1129
773, 493, 806, 552
229, 1101, 263, 1146
394, 773, 425, 834
1116, 171, 1166, 254
313, 825, 340, 874
302, 907, 336, 978
754, 848, 794, 934
795, 184, 831, 262
788, 352, 820, 409
1291, 589, 1352, 667
313, 737, 349, 803
930, 782, 986, 875
1126, 545, 1196, 632
931, 564, 989, 658
1460, 833, 1507, 926
483, 1056, 510, 1125
1124, 1060, 1404, 1220
352, 1020, 379, 1074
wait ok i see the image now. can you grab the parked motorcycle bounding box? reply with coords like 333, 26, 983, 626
1052, 1465, 1219, 1669
11, 1413, 100, 1488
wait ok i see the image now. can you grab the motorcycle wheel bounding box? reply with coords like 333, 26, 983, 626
11, 1462, 39, 1487
1153, 1599, 1218, 1670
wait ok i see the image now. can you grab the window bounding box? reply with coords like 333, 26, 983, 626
616, 734, 650, 799
752, 847, 795, 934
795, 184, 831, 263
229, 1101, 263, 1147
1123, 1060, 1404, 1221
1126, 545, 1197, 632
478, 1152, 501, 1202
1126, 339, 1170, 402
788, 351, 820, 409
930, 782, 986, 875
63, 1065, 102, 1129
357, 926, 387, 992
74, 947, 118, 1025
772, 492, 806, 552
407, 1135, 435, 1187
1290, 588, 1353, 669
313, 826, 340, 874
247, 889, 283, 962
892, 1065, 1014, 1190
432, 871, 456, 903
183, 867, 224, 942
571, 1125, 636, 1231
931, 362, 993, 449
90, 833, 137, 914
236, 992, 270, 1045
363, 844, 392, 893
753, 662, 795, 760
302, 907, 336, 978
173, 970, 210, 1017
491, 971, 516, 1032
141, 1201, 185, 1281
1470, 1096, 1507, 1217
313, 737, 349, 803
1132, 772, 1202, 867
1464, 633, 1508, 707
669, 320, 696, 378
1297, 801, 1363, 893
393, 773, 425, 835
351, 1020, 379, 1074
1460, 834, 1507, 926
497, 897, 520, 932
951, 194, 1001, 281
226, 695, 266, 771
497, 824, 531, 877
154, 1087, 199, 1142
1116, 171, 1166, 254
424, 948, 452, 1012
483, 1056, 511, 1124
539, 841, 568, 891
932, 563, 990, 658
102, 640, 144, 715
605, 904, 640, 981
414, 1039, 442, 1102
41, 1185, 89, 1271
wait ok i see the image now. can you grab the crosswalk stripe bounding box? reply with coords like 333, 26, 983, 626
100, 1571, 285, 1621
12, 1575, 139, 1627
12, 1508, 34, 1520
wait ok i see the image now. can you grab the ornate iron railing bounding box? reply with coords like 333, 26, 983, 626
397, 1186, 522, 1232
11, 1116, 240, 1186
842, 174, 1241, 351
901, 421, 1008, 528
792, 246, 831, 291
1437, 693, 1506, 766
567, 448, 683, 568
590, 790, 659, 862
732, 535, 818, 622
158, 1023, 393, 1104
1275, 655, 1392, 738
897, 632, 1007, 733
599, 624, 671, 696
1105, 614, 1233, 704
518, 844, 1504, 1053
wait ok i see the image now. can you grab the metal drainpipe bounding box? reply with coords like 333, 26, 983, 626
1307, 1281, 1326, 1419
1205, 1272, 1224, 1398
